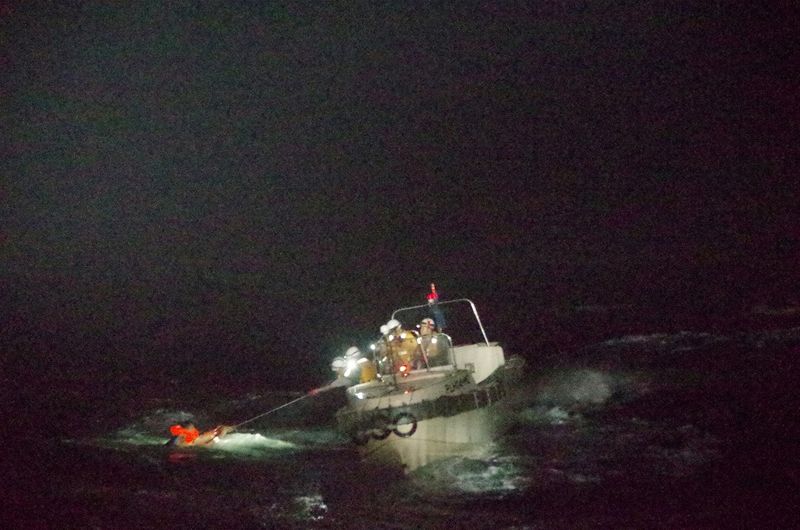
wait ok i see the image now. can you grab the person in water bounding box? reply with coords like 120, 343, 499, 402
167, 422, 234, 446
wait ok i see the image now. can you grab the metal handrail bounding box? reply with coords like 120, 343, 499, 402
391, 298, 491, 346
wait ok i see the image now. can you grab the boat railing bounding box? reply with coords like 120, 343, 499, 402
392, 298, 491, 346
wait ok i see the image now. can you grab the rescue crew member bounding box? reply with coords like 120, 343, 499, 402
374, 323, 393, 375
342, 345, 378, 383
417, 317, 435, 368
386, 319, 419, 371
417, 317, 448, 367
311, 348, 365, 394
320, 356, 351, 391
418, 317, 436, 337
357, 352, 378, 383
167, 422, 234, 447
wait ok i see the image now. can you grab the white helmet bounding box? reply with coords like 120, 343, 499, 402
386, 319, 401, 330
345, 346, 361, 358
331, 357, 346, 371
380, 324, 389, 335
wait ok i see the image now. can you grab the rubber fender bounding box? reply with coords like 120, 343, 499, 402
392, 412, 418, 438
371, 413, 392, 440
352, 431, 370, 445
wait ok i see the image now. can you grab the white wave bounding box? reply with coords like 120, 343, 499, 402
534, 369, 616, 406
291, 494, 328, 522
411, 452, 526, 495
596, 327, 800, 354
603, 333, 670, 345
269, 427, 348, 447
108, 429, 171, 446
518, 405, 577, 425
602, 331, 707, 346
748, 326, 800, 344
751, 305, 800, 316
210, 432, 295, 453
572, 304, 634, 314
597, 331, 728, 352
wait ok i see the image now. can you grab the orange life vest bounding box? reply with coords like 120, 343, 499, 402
169, 424, 200, 444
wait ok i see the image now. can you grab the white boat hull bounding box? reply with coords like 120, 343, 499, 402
359, 404, 498, 472
337, 357, 523, 472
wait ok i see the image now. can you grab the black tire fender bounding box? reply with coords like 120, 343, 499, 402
352, 431, 370, 445
371, 414, 392, 440
392, 412, 418, 438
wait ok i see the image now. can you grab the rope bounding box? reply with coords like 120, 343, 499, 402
232, 392, 312, 430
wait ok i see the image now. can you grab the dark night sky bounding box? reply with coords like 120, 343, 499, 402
3, 2, 799, 390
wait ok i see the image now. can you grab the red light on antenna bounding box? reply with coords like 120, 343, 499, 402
426, 283, 439, 304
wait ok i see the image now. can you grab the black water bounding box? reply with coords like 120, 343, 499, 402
5, 309, 800, 529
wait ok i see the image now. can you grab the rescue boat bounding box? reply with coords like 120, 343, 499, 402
335, 298, 523, 472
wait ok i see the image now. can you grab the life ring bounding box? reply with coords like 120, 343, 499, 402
392, 412, 418, 438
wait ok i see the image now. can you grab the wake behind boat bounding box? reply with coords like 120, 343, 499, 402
335, 295, 524, 472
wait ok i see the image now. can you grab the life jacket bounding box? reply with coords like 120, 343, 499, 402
359, 360, 377, 383
169, 424, 200, 444
389, 329, 417, 358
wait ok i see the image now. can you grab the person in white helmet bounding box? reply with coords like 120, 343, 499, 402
330, 356, 351, 386
385, 319, 418, 372
342, 346, 362, 380
418, 317, 436, 337
373, 323, 393, 375
385, 319, 401, 334
417, 317, 448, 367
311, 351, 359, 394
343, 345, 378, 384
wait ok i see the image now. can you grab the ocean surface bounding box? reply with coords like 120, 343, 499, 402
6, 308, 800, 529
